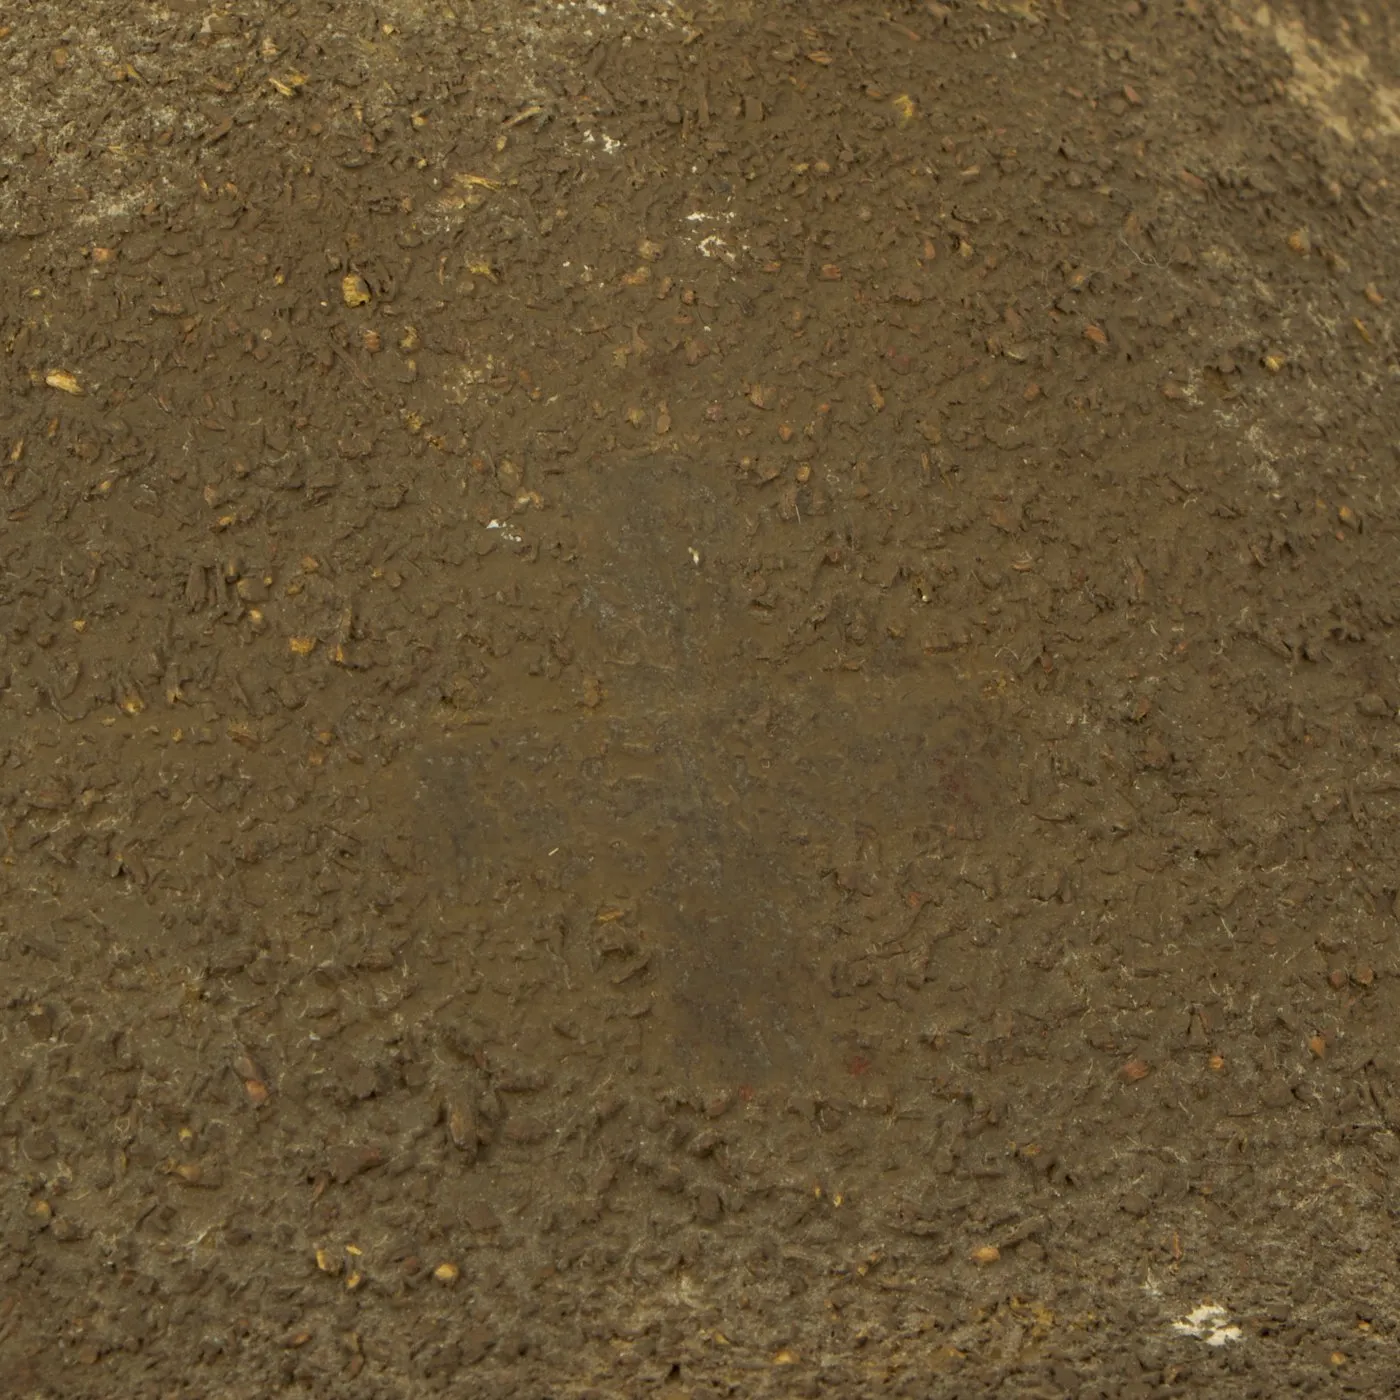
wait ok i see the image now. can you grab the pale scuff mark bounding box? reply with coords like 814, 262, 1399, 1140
1248, 2, 1400, 143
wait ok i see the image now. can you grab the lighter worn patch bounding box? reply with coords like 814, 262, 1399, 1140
1247, 2, 1400, 143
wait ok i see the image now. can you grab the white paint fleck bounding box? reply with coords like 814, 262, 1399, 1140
697, 234, 734, 262
1172, 1303, 1243, 1347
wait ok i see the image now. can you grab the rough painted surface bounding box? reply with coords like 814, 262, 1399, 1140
1, 0, 1399, 1393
